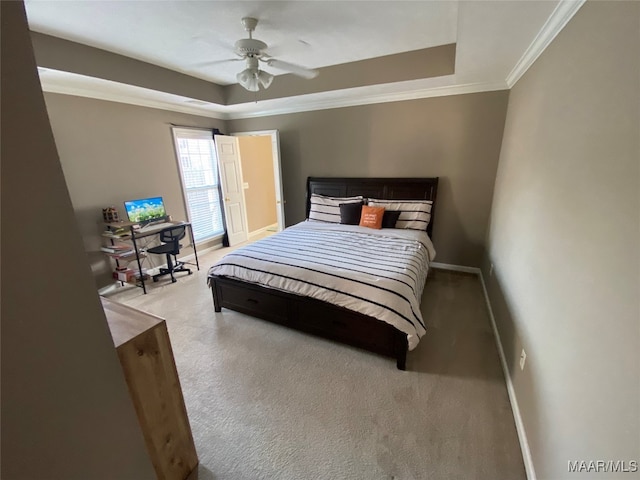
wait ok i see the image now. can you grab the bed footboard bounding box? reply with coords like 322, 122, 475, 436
210, 275, 409, 370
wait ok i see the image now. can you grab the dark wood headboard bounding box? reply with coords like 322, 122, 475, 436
306, 177, 439, 237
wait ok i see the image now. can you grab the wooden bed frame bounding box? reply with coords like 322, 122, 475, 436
209, 177, 439, 370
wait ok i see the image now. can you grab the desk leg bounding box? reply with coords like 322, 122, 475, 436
189, 224, 200, 271
131, 233, 147, 294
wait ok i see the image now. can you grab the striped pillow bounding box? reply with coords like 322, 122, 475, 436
367, 198, 433, 231
309, 194, 364, 223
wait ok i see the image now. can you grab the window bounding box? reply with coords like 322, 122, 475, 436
171, 127, 225, 242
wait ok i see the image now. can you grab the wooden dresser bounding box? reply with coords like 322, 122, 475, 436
102, 298, 198, 480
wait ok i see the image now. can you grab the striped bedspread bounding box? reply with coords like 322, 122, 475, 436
208, 221, 436, 350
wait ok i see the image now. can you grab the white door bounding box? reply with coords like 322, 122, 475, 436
214, 135, 248, 246
270, 131, 285, 231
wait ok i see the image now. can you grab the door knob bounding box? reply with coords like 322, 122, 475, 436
225, 197, 230, 201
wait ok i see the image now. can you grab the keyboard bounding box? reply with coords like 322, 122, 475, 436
139, 222, 174, 232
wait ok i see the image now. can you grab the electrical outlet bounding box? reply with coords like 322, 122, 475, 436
489, 263, 494, 277
520, 349, 527, 370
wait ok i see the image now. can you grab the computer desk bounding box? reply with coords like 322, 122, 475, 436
104, 220, 200, 294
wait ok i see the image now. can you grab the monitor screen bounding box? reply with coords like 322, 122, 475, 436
124, 196, 166, 223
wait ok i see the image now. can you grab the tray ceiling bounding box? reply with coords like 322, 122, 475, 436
25, 1, 583, 119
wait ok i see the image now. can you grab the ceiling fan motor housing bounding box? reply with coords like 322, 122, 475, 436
234, 38, 267, 57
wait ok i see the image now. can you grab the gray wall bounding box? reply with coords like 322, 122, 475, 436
33, 32, 226, 104
229, 90, 509, 267
484, 2, 639, 479
43, 93, 226, 288
46, 88, 509, 272
1, 2, 155, 478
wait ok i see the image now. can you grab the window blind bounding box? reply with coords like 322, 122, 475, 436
172, 128, 225, 242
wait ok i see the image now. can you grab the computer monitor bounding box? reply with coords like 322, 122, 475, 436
124, 196, 167, 224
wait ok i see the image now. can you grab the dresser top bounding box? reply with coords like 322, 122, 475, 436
101, 297, 165, 348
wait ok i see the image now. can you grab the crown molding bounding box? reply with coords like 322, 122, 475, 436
506, 0, 586, 88
40, 80, 229, 120
40, 73, 507, 121
224, 81, 509, 120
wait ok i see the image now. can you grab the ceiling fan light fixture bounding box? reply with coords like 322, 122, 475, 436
237, 67, 273, 92
257, 69, 273, 89
237, 68, 259, 92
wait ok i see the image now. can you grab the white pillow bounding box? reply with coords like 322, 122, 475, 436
367, 198, 433, 231
308, 194, 363, 223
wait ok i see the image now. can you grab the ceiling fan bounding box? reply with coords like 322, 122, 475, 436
224, 17, 319, 92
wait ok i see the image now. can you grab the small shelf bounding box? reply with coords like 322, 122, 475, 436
105, 251, 147, 262
102, 232, 132, 240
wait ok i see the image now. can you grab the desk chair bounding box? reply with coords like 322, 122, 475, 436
147, 225, 191, 283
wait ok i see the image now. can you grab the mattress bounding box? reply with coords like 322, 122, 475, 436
208, 221, 436, 350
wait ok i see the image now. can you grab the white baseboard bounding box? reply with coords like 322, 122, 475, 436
433, 261, 536, 479
248, 223, 278, 239
180, 242, 223, 262
430, 262, 481, 274
478, 271, 537, 480
98, 283, 119, 296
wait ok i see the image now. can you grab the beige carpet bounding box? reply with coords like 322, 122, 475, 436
104, 247, 526, 480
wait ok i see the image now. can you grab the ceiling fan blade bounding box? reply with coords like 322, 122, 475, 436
264, 58, 319, 79
193, 58, 243, 68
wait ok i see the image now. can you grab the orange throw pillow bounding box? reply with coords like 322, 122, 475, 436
359, 205, 385, 229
